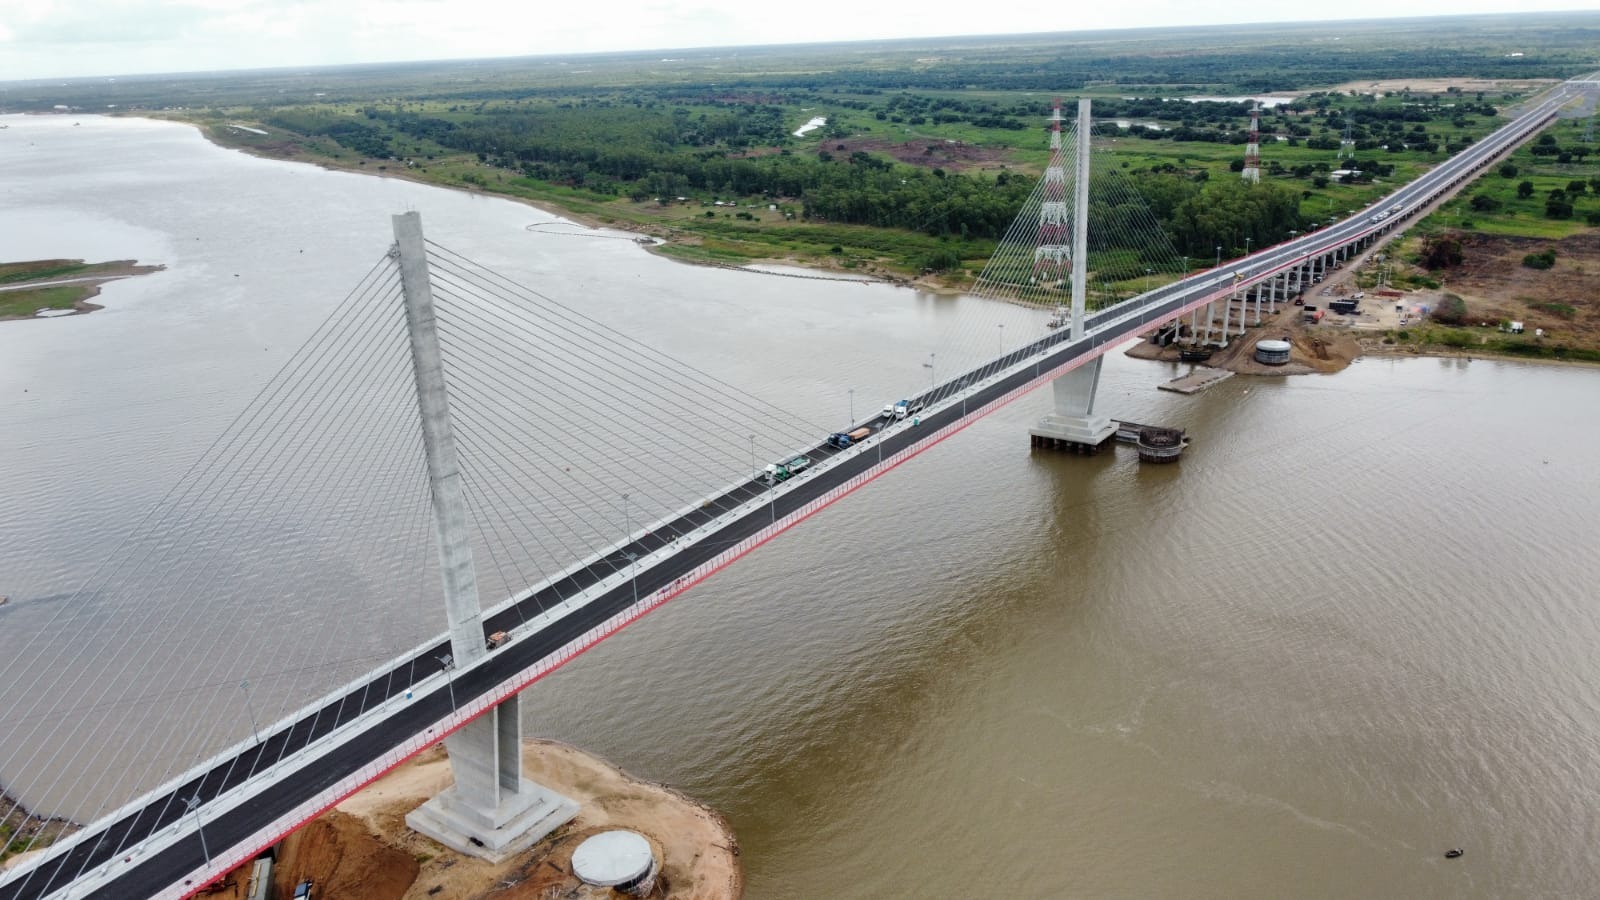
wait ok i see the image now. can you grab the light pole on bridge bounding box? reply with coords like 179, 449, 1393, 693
848, 388, 854, 423
748, 434, 756, 479
923, 352, 936, 392
239, 679, 260, 746
184, 795, 210, 869
436, 654, 456, 710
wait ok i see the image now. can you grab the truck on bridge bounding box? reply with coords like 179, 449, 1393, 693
827, 426, 873, 448
764, 455, 812, 482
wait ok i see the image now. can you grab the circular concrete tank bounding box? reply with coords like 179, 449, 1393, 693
1254, 339, 1292, 366
572, 830, 657, 895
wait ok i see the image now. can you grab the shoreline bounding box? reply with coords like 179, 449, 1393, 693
166, 114, 967, 295
0, 786, 78, 872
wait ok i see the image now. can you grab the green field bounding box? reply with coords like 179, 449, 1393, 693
8, 12, 1598, 276
0, 285, 95, 319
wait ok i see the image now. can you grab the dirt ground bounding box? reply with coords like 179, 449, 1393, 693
816, 137, 1012, 172
208, 740, 741, 900
1325, 77, 1557, 96
1425, 230, 1600, 342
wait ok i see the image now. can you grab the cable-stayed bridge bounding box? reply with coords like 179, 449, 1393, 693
0, 77, 1590, 900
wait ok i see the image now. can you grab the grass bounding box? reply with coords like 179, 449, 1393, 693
0, 285, 95, 319
0, 261, 93, 286
1397, 325, 1600, 363
1417, 115, 1600, 239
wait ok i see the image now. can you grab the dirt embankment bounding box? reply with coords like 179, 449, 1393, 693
0, 786, 77, 873
210, 740, 741, 900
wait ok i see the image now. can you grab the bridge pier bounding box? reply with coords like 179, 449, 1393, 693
393, 211, 578, 863
1029, 357, 1116, 453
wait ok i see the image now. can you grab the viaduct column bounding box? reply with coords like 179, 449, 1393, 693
393, 211, 577, 862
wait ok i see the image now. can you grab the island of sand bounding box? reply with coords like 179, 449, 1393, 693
203, 739, 741, 900
0, 259, 165, 322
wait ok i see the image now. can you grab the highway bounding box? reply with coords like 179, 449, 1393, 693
1, 75, 1588, 900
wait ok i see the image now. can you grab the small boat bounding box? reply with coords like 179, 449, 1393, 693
1178, 345, 1214, 362
1444, 848, 1464, 859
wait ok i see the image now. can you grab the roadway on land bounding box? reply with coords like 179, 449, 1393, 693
3, 75, 1588, 900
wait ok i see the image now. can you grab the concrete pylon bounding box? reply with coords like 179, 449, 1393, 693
392, 211, 578, 862
1028, 99, 1115, 453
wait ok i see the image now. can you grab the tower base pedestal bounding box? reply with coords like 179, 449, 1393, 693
1030, 414, 1117, 454
406, 779, 579, 863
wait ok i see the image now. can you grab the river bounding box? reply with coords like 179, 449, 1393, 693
3, 114, 1599, 897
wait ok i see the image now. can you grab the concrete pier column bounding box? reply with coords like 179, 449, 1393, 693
1029, 357, 1115, 452
393, 211, 577, 863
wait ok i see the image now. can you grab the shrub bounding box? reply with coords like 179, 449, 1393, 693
1532, 301, 1575, 319
1420, 235, 1463, 270
1522, 249, 1557, 270
922, 249, 965, 272
1432, 294, 1468, 325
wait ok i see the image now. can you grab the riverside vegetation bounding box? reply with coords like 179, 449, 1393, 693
7, 12, 1599, 353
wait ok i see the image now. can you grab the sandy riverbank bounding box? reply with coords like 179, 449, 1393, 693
203, 739, 741, 900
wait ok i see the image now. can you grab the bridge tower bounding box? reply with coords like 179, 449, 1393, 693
392, 211, 579, 862
1241, 103, 1262, 183
1028, 99, 1117, 453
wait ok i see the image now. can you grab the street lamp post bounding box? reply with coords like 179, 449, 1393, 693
1215, 245, 1222, 269
848, 388, 854, 423
923, 352, 936, 391
185, 795, 210, 869
748, 434, 755, 479
997, 323, 1005, 356
1144, 267, 1152, 292
436, 654, 456, 709
239, 679, 260, 746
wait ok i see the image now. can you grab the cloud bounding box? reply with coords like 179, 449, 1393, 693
3, 0, 1598, 82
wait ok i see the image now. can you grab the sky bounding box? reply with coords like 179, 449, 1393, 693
1, 0, 1594, 83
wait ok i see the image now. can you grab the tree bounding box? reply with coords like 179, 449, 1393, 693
1499, 163, 1519, 178
1420, 234, 1463, 270
1469, 194, 1501, 212
1517, 180, 1535, 199
1544, 191, 1573, 219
